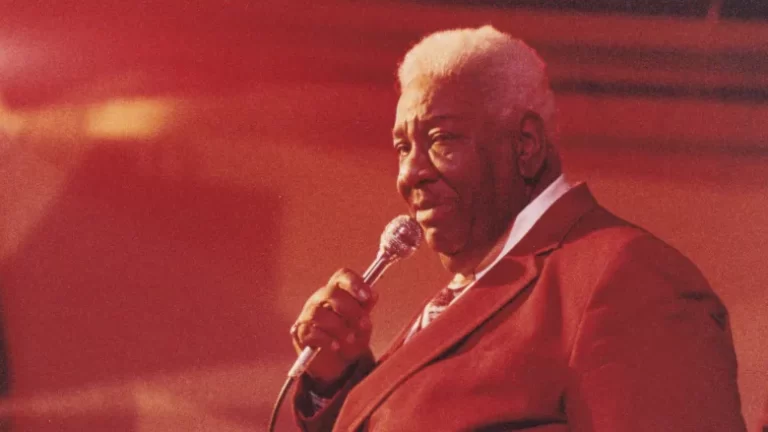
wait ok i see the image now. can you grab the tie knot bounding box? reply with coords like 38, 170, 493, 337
419, 283, 470, 330
429, 285, 464, 308
411, 281, 473, 336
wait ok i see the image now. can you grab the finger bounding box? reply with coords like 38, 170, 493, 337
294, 321, 343, 354
337, 321, 373, 361
368, 289, 380, 306
356, 314, 372, 333
337, 336, 370, 363
308, 304, 358, 344
331, 268, 377, 308
317, 291, 373, 332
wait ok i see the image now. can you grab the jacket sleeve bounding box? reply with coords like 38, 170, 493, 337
293, 350, 376, 432
566, 235, 746, 432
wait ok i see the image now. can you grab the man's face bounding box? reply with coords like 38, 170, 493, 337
393, 75, 527, 272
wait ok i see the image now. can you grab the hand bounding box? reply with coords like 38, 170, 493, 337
291, 268, 378, 387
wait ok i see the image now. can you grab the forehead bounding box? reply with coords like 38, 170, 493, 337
394, 75, 486, 130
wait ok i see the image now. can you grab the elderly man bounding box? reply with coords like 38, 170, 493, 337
289, 26, 745, 431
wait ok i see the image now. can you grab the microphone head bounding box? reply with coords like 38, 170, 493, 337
379, 215, 423, 260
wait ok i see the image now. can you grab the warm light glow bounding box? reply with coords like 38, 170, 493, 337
86, 98, 173, 140
0, 95, 24, 141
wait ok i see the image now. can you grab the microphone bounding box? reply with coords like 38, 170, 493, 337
287, 215, 423, 379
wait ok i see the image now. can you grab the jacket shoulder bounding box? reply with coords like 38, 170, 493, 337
564, 205, 703, 279
553, 205, 721, 320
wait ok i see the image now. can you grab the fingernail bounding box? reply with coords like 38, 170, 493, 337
331, 340, 340, 351
346, 333, 356, 344
356, 288, 370, 302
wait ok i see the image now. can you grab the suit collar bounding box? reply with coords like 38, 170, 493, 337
509, 182, 596, 257
334, 184, 598, 431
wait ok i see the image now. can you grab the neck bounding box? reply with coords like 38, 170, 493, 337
525, 159, 561, 203
443, 168, 563, 281
438, 234, 498, 281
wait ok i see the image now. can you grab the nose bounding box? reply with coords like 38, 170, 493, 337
398, 145, 438, 191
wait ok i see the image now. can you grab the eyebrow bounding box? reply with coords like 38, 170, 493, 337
425, 114, 459, 122
392, 114, 461, 138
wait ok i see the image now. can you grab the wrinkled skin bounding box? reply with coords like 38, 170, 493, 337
292, 72, 552, 387
393, 75, 542, 275
292, 268, 377, 388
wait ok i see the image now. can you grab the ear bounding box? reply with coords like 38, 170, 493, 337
516, 112, 548, 181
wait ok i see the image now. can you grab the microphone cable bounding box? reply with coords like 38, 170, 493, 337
268, 376, 296, 432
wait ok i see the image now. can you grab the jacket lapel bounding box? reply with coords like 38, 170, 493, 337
334, 184, 598, 431
335, 254, 543, 431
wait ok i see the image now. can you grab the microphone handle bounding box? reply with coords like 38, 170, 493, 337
287, 251, 394, 379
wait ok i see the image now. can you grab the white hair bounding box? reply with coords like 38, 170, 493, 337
397, 25, 556, 134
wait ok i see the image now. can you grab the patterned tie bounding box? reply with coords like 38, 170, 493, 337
419, 283, 470, 330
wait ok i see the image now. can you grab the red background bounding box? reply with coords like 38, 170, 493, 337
0, 1, 766, 430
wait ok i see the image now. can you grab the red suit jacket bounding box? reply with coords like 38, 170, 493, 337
294, 184, 745, 431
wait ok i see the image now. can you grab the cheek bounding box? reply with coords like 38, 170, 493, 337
442, 159, 488, 207
396, 173, 410, 203
440, 168, 487, 231
421, 220, 467, 256
450, 156, 505, 231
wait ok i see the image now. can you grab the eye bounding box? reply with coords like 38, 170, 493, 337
429, 131, 457, 145
394, 141, 411, 157
429, 132, 459, 156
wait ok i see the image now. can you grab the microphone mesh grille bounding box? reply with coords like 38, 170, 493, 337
379, 215, 423, 260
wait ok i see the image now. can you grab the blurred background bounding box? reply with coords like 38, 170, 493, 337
0, 0, 767, 430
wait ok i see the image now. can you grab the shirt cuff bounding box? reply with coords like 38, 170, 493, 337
307, 389, 332, 414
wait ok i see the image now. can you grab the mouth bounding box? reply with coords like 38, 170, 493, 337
413, 202, 453, 226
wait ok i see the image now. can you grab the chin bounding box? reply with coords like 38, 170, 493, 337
437, 253, 463, 273
423, 226, 450, 249
425, 228, 464, 262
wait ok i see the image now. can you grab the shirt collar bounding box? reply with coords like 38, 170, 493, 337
452, 174, 576, 286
